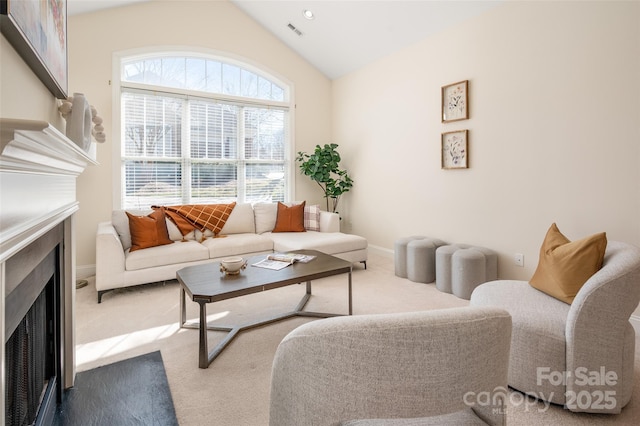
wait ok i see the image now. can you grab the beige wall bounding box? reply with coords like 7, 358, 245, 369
0, 36, 65, 129
332, 0, 640, 283
66, 0, 332, 270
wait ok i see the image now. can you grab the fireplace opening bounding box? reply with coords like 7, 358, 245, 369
5, 278, 57, 426
4, 225, 63, 426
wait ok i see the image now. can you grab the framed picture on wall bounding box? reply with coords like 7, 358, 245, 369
0, 0, 68, 98
441, 130, 468, 169
441, 80, 468, 122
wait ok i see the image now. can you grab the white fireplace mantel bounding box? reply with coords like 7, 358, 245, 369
1, 118, 98, 424
0, 118, 98, 261
1, 118, 97, 176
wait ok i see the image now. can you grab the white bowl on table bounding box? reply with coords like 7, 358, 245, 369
220, 257, 247, 275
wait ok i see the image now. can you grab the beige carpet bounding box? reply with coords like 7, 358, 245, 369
76, 253, 639, 425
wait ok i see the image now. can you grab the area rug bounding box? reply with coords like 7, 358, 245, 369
54, 351, 178, 425
74, 256, 640, 425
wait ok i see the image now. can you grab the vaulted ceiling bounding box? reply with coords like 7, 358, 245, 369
67, 0, 502, 79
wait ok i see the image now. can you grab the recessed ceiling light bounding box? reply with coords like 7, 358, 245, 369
302, 9, 315, 20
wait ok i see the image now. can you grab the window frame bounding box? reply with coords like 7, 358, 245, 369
112, 47, 296, 209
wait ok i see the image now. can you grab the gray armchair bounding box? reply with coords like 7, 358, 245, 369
470, 241, 640, 414
269, 307, 512, 426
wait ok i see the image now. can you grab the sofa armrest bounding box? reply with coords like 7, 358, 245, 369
95, 221, 126, 292
270, 307, 511, 426
319, 211, 340, 232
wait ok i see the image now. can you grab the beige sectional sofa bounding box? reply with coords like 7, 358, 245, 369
95, 202, 368, 303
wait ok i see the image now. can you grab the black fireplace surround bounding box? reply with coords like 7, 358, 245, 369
4, 224, 65, 426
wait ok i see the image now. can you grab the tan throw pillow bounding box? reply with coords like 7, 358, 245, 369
529, 223, 607, 304
126, 208, 174, 252
272, 201, 306, 233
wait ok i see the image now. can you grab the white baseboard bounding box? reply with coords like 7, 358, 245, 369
631, 315, 640, 335
368, 244, 393, 258
76, 264, 95, 280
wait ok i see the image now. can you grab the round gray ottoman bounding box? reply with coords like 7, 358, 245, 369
436, 244, 468, 293
437, 244, 498, 299
394, 236, 425, 278
406, 238, 445, 283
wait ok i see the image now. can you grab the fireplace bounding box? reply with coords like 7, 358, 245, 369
1, 119, 97, 425
5, 225, 64, 426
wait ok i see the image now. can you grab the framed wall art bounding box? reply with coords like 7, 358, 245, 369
1, 0, 68, 98
441, 80, 468, 122
441, 130, 468, 169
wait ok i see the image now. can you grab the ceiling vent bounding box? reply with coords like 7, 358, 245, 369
287, 23, 303, 37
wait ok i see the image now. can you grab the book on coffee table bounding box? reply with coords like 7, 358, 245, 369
269, 253, 316, 263
252, 258, 291, 270
252, 253, 317, 270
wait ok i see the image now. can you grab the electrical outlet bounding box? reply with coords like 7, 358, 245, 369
515, 253, 524, 267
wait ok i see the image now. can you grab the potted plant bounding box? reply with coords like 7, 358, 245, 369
296, 143, 354, 213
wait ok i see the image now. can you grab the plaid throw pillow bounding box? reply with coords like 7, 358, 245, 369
304, 204, 320, 231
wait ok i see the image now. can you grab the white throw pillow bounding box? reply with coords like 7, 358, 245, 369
253, 203, 278, 234
220, 203, 256, 235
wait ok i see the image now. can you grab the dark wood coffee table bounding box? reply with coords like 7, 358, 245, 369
177, 250, 352, 368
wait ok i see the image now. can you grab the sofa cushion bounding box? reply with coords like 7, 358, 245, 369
471, 280, 569, 404
273, 201, 306, 232
126, 208, 174, 252
529, 223, 607, 304
254, 202, 278, 234
267, 231, 367, 255
202, 233, 274, 259
219, 202, 255, 235
125, 241, 210, 271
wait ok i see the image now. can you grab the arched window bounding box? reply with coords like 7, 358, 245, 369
115, 51, 292, 209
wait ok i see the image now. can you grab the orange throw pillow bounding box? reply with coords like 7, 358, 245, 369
272, 201, 306, 233
529, 223, 607, 304
126, 208, 174, 252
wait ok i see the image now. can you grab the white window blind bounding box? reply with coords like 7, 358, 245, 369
119, 54, 290, 209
